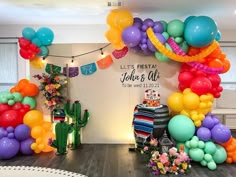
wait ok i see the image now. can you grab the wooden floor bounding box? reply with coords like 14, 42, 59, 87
0, 142, 236, 177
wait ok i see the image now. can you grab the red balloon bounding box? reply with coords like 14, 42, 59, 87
12, 102, 23, 110
18, 37, 30, 49
190, 76, 212, 95
178, 71, 194, 87
19, 48, 30, 59
0, 104, 11, 114
0, 110, 21, 128
208, 74, 221, 87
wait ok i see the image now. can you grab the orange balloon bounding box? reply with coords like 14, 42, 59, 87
220, 136, 233, 147
106, 9, 119, 27
23, 83, 39, 97
208, 58, 223, 68
10, 87, 16, 93
18, 79, 30, 89
42, 131, 55, 152
23, 110, 44, 128
222, 59, 231, 73
226, 157, 233, 164
41, 121, 52, 131
31, 126, 44, 138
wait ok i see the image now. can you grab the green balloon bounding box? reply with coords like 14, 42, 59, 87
12, 92, 23, 102
204, 154, 213, 162
192, 136, 199, 141
168, 115, 195, 142
204, 142, 216, 155
212, 144, 227, 164
175, 37, 183, 44
207, 160, 217, 170
200, 160, 207, 166
0, 91, 10, 103
185, 141, 191, 149
189, 148, 204, 162
22, 96, 36, 109
167, 19, 185, 37
162, 31, 169, 40
198, 141, 205, 149
179, 41, 189, 53
8, 99, 15, 106
160, 20, 168, 32
190, 139, 198, 148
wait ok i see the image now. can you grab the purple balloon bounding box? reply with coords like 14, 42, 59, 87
14, 124, 31, 141
122, 26, 141, 47
141, 24, 148, 32
0, 137, 20, 159
6, 126, 14, 133
153, 21, 164, 33
211, 124, 231, 143
202, 114, 215, 129
143, 18, 154, 27
197, 127, 211, 141
7, 132, 15, 139
133, 17, 143, 29
20, 137, 34, 155
147, 33, 166, 52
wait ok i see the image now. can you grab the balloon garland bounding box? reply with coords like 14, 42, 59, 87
105, 9, 235, 169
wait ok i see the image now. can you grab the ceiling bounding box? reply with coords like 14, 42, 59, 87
0, 0, 236, 30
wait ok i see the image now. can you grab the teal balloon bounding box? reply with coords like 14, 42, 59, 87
38, 46, 49, 56
167, 19, 185, 37
215, 30, 221, 41
8, 100, 15, 106
184, 16, 196, 24
36, 27, 54, 46
207, 160, 217, 170
31, 37, 42, 47
160, 20, 168, 32
204, 141, 216, 155
12, 92, 23, 102
168, 115, 195, 142
184, 16, 218, 47
189, 148, 204, 162
212, 144, 227, 164
22, 27, 36, 40
190, 139, 198, 148
22, 96, 36, 109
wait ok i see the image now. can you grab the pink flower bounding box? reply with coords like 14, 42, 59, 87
159, 153, 169, 164
169, 147, 178, 157
150, 137, 158, 146
178, 151, 190, 162
174, 158, 181, 166
144, 146, 149, 152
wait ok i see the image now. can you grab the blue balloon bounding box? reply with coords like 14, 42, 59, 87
22, 27, 36, 40
184, 16, 218, 47
20, 137, 34, 155
31, 37, 42, 47
122, 26, 141, 47
14, 124, 31, 141
38, 46, 49, 56
36, 27, 54, 46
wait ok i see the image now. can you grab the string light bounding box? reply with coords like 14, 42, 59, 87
100, 48, 104, 56
71, 56, 74, 64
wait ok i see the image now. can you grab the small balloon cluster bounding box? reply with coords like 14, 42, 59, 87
168, 114, 231, 170
0, 79, 55, 160
19, 27, 54, 60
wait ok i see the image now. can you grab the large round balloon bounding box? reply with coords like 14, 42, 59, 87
167, 92, 184, 112
0, 137, 20, 159
20, 137, 35, 155
23, 110, 44, 128
22, 27, 36, 40
121, 26, 141, 47
211, 124, 231, 143
212, 144, 227, 164
0, 110, 21, 128
168, 115, 195, 142
14, 124, 31, 141
36, 27, 54, 46
184, 16, 218, 47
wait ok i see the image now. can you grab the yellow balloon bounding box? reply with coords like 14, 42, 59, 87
23, 110, 44, 128
105, 28, 122, 45
167, 92, 184, 112
183, 92, 200, 110
31, 126, 44, 138
115, 10, 133, 30
36, 137, 43, 144
34, 149, 41, 154
42, 131, 56, 152
38, 143, 45, 151
31, 143, 38, 150
30, 56, 44, 69
106, 9, 119, 27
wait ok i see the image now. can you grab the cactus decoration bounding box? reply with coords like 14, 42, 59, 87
64, 100, 90, 149
49, 108, 74, 155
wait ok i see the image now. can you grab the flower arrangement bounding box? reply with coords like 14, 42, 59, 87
142, 137, 191, 175
33, 73, 67, 110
